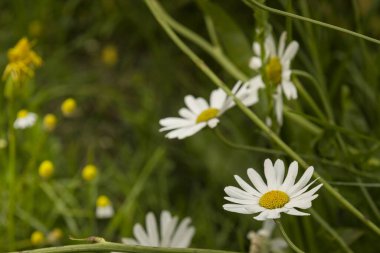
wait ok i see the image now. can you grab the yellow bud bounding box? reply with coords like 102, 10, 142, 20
38, 160, 54, 179
43, 114, 57, 132
30, 231, 45, 245
96, 195, 111, 207
61, 98, 77, 117
82, 164, 97, 181
101, 45, 118, 66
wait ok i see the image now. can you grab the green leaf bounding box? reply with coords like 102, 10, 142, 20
196, 0, 252, 75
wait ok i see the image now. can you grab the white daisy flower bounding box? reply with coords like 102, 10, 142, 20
223, 159, 322, 221
159, 81, 260, 139
121, 210, 195, 248
247, 220, 287, 253
96, 195, 114, 219
14, 109, 37, 129
248, 32, 299, 125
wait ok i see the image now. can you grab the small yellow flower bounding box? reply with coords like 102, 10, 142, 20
30, 231, 45, 245
96, 195, 114, 218
43, 114, 57, 132
97, 195, 111, 207
0, 138, 7, 149
38, 160, 54, 179
47, 228, 63, 244
3, 37, 42, 82
28, 20, 43, 37
82, 164, 97, 181
61, 98, 77, 117
101, 45, 118, 66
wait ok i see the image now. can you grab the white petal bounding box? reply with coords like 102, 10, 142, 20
264, 159, 276, 189
178, 108, 196, 119
266, 210, 281, 219
161, 213, 178, 247
164, 123, 206, 139
274, 87, 283, 125
280, 161, 298, 192
265, 34, 277, 57
247, 168, 268, 193
159, 117, 193, 131
292, 183, 323, 200
224, 186, 257, 199
285, 208, 310, 216
184, 95, 202, 114
274, 159, 285, 188
254, 210, 270, 221
253, 42, 261, 56
174, 227, 195, 248
196, 97, 209, 110
224, 196, 258, 205
210, 88, 227, 109
223, 204, 252, 214
282, 80, 297, 100
96, 205, 114, 219
121, 237, 138, 245
146, 213, 159, 246
249, 57, 262, 70
207, 118, 219, 128
287, 166, 314, 196
170, 217, 192, 247
282, 41, 299, 61
234, 175, 262, 197
133, 223, 150, 246
278, 32, 287, 57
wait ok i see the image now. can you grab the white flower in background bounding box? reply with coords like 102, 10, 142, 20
121, 210, 195, 248
248, 32, 299, 125
96, 195, 114, 219
159, 81, 259, 139
247, 220, 287, 253
14, 109, 37, 129
223, 159, 322, 220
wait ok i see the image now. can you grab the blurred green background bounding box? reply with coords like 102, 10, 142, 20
1, 0, 380, 252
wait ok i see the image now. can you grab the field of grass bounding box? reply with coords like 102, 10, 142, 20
1, 0, 380, 252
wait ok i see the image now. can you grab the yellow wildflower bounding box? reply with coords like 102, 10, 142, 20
82, 164, 97, 181
2, 37, 42, 82
61, 98, 77, 117
38, 160, 54, 179
101, 44, 118, 66
30, 231, 45, 245
47, 228, 63, 244
43, 114, 57, 132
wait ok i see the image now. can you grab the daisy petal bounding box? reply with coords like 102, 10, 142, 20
282, 41, 299, 61
280, 161, 298, 192
264, 159, 276, 189
287, 166, 314, 196
274, 159, 285, 188
278, 32, 287, 57
184, 95, 202, 114
285, 208, 310, 216
282, 81, 297, 100
247, 168, 268, 193
234, 175, 262, 197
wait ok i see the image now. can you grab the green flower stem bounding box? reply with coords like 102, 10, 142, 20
6, 95, 16, 249
309, 209, 354, 253
204, 14, 221, 49
356, 177, 380, 222
274, 220, 305, 253
246, 0, 380, 45
10, 242, 241, 253
144, 0, 380, 236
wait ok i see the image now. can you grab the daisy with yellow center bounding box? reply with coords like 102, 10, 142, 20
223, 159, 322, 220
3, 37, 42, 82
121, 210, 195, 248
248, 32, 299, 125
14, 109, 37, 129
96, 195, 114, 219
159, 81, 260, 139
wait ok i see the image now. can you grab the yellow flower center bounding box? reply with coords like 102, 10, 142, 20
265, 57, 282, 85
82, 164, 97, 181
30, 231, 45, 245
259, 190, 289, 209
38, 160, 55, 179
196, 108, 219, 123
97, 195, 111, 207
17, 109, 29, 118
43, 114, 57, 132
61, 98, 77, 117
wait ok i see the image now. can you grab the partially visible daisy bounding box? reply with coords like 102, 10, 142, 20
223, 159, 322, 220
248, 32, 299, 125
96, 195, 114, 219
159, 81, 260, 139
121, 210, 195, 248
247, 220, 287, 253
14, 109, 37, 129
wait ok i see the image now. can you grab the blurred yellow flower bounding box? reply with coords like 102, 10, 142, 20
2, 37, 42, 83
0, 138, 7, 149
14, 109, 37, 129
38, 160, 54, 179
61, 98, 77, 117
30, 231, 45, 245
97, 195, 110, 207
47, 228, 63, 244
101, 44, 118, 66
82, 164, 97, 181
43, 114, 57, 132
28, 20, 43, 37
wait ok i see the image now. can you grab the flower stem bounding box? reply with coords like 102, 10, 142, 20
274, 220, 305, 253
9, 242, 241, 253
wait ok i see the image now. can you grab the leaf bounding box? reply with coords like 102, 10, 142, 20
196, 0, 252, 75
